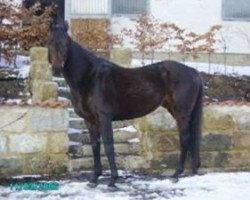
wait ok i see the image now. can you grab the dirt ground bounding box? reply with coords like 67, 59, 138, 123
201, 72, 250, 102
1, 68, 250, 102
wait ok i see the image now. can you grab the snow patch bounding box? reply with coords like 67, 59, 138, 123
68, 128, 83, 135
1, 172, 250, 200
128, 138, 140, 144
117, 126, 137, 133
18, 65, 30, 79
11, 174, 42, 179
0, 55, 30, 68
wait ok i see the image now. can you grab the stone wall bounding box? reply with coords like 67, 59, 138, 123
70, 103, 250, 174
132, 52, 250, 66
0, 47, 69, 179
134, 103, 250, 173
29, 47, 58, 102
0, 105, 69, 178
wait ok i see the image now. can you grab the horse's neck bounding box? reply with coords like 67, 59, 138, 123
62, 39, 97, 90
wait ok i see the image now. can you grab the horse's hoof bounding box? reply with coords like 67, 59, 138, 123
169, 176, 179, 183
107, 184, 119, 192
87, 182, 98, 188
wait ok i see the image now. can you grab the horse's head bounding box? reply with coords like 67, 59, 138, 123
48, 20, 69, 70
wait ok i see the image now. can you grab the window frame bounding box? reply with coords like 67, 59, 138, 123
111, 0, 150, 16
222, 0, 250, 22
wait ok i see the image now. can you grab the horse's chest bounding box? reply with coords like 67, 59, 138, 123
71, 92, 96, 123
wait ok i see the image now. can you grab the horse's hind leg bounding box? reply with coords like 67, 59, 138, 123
189, 128, 201, 175
161, 90, 196, 178
173, 115, 191, 178
86, 121, 102, 187
99, 116, 118, 188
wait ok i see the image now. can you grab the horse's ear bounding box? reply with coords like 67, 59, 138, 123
55, 14, 65, 28
64, 21, 69, 32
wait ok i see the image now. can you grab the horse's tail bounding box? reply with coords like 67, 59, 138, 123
189, 78, 203, 169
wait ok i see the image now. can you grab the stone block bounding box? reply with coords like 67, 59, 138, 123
70, 155, 149, 171
0, 135, 7, 154
150, 152, 179, 170
200, 152, 216, 168
120, 155, 150, 170
47, 132, 69, 153
0, 107, 28, 133
113, 120, 134, 129
70, 158, 93, 171
222, 151, 250, 169
138, 130, 178, 159
110, 48, 132, 66
49, 154, 69, 175
113, 130, 139, 143
201, 133, 232, 151
150, 133, 179, 154
0, 157, 22, 178
9, 134, 47, 154
23, 154, 69, 176
32, 81, 58, 102
236, 114, 250, 130
27, 107, 69, 132
30, 61, 52, 82
136, 108, 177, 133
203, 108, 235, 132
214, 152, 229, 168
231, 132, 250, 150
115, 143, 140, 155
30, 47, 48, 62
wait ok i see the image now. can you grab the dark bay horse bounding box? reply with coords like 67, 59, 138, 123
48, 23, 203, 188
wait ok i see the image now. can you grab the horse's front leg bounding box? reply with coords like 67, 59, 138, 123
85, 121, 102, 187
99, 116, 118, 188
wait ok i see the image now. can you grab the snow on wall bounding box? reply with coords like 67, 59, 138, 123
111, 0, 250, 54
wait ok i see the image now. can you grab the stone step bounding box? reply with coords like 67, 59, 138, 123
113, 120, 135, 129
58, 86, 71, 99
68, 141, 84, 159
68, 108, 80, 118
70, 155, 146, 171
69, 116, 136, 130
68, 128, 87, 141
69, 118, 87, 130
53, 76, 68, 87
68, 126, 139, 144
82, 142, 140, 157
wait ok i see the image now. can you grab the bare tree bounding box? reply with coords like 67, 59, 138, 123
0, 0, 53, 65
123, 13, 169, 65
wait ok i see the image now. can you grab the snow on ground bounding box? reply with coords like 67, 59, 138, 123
1, 55, 250, 78
0, 55, 30, 68
17, 65, 30, 78
0, 55, 30, 78
0, 172, 250, 200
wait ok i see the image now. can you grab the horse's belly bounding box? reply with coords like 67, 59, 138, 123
113, 97, 162, 121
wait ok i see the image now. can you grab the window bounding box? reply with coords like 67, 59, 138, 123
222, 0, 250, 21
112, 0, 149, 15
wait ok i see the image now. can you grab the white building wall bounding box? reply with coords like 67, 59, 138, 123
11, 0, 250, 54
111, 0, 250, 54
